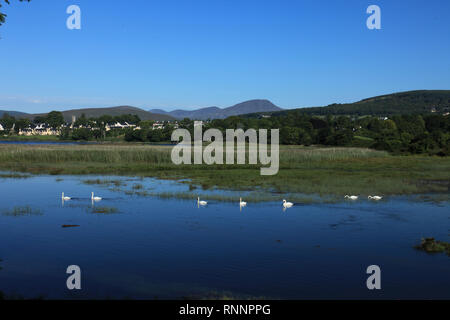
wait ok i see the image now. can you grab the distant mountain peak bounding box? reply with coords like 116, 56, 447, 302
149, 99, 282, 120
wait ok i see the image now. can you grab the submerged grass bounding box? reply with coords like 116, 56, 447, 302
132, 183, 144, 190
0, 173, 31, 179
91, 206, 120, 214
2, 206, 42, 217
0, 144, 449, 196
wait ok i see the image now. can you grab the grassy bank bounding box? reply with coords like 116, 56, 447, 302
0, 135, 62, 142
0, 144, 449, 195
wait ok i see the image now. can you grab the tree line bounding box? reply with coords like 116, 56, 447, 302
2, 110, 449, 155
170, 113, 450, 156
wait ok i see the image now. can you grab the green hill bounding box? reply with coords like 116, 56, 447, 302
32, 106, 175, 122
247, 90, 450, 118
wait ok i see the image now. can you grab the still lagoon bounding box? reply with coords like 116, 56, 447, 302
0, 174, 448, 299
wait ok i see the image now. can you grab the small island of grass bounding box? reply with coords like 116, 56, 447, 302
414, 238, 450, 256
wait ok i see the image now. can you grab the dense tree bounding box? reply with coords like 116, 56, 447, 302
14, 118, 30, 133
4, 106, 448, 156
71, 128, 92, 141
45, 111, 65, 129
0, 113, 15, 131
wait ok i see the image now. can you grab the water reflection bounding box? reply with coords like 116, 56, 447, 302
0, 174, 449, 299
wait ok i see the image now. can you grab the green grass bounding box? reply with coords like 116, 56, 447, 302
0, 144, 449, 196
0, 135, 62, 142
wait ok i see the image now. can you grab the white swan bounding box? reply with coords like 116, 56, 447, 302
344, 195, 359, 200
91, 192, 102, 201
61, 192, 71, 201
197, 197, 207, 206
283, 199, 293, 208
239, 198, 247, 207
368, 195, 383, 200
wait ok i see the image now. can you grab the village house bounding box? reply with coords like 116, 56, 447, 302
18, 124, 62, 136
8, 118, 177, 136
105, 122, 137, 131
152, 122, 165, 130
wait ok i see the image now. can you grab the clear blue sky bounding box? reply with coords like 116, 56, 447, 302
1, 0, 449, 113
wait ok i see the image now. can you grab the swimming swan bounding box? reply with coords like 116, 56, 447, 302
344, 195, 359, 200
61, 192, 71, 201
239, 198, 247, 207
197, 197, 207, 206
91, 192, 102, 201
283, 199, 293, 208
368, 195, 383, 200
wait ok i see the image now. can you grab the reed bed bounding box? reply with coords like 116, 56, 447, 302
0, 144, 449, 195
0, 145, 387, 165
281, 146, 388, 162
0, 145, 172, 164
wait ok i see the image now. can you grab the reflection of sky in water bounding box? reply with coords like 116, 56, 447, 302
0, 174, 449, 299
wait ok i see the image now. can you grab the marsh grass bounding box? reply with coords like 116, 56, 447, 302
0, 144, 449, 195
0, 173, 31, 179
132, 183, 144, 190
83, 179, 125, 187
2, 206, 42, 217
149, 191, 338, 204
91, 206, 120, 214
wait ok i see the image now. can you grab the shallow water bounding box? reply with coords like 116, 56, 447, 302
0, 174, 448, 299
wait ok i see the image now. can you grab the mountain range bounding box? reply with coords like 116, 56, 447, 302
0, 99, 282, 122
149, 99, 282, 120
0, 106, 175, 122
1, 91, 449, 123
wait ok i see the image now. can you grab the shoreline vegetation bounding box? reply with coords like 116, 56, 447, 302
0, 144, 449, 197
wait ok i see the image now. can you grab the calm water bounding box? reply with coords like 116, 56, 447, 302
0, 174, 448, 299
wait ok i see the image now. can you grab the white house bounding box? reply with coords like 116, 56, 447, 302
18, 123, 62, 136
152, 122, 164, 130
